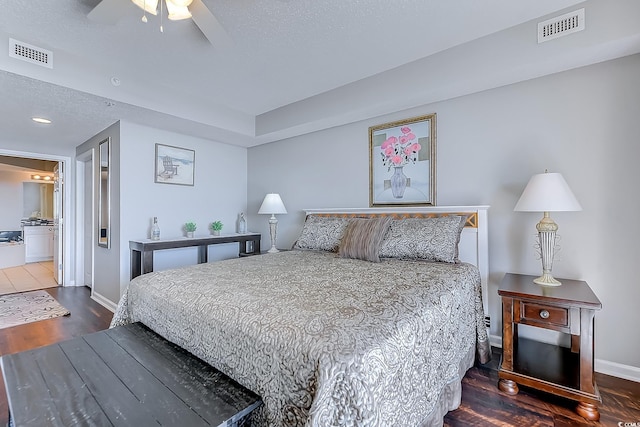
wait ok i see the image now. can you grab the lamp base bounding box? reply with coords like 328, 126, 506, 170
533, 273, 562, 286
534, 214, 561, 287
267, 215, 279, 254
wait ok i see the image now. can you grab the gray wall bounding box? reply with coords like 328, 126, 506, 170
76, 122, 121, 304
248, 54, 640, 370
77, 121, 249, 305
118, 121, 248, 295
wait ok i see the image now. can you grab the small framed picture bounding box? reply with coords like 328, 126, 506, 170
369, 113, 436, 206
154, 144, 195, 186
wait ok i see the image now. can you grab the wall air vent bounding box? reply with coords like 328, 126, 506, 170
9, 38, 53, 69
538, 8, 585, 44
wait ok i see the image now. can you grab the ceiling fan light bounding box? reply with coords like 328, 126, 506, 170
166, 1, 192, 20
131, 0, 158, 15
167, 0, 193, 7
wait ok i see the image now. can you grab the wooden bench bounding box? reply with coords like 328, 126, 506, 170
0, 322, 261, 426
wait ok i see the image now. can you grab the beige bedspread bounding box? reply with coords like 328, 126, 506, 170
111, 250, 490, 426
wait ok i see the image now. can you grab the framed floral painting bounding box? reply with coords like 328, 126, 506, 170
369, 114, 436, 206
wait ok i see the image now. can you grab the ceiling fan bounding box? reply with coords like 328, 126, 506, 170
88, 0, 232, 48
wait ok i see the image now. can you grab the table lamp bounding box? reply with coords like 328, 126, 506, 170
258, 193, 287, 253
514, 171, 582, 286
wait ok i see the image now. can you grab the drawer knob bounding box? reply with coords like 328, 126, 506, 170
539, 309, 550, 319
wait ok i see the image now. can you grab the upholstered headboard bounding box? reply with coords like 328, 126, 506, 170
304, 206, 490, 315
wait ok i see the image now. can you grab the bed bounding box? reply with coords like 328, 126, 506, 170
111, 206, 491, 426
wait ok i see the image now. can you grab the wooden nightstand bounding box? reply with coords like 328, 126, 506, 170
498, 273, 602, 420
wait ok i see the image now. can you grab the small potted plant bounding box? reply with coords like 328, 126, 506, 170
210, 221, 223, 236
184, 221, 197, 238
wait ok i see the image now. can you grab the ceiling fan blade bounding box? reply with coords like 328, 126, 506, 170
190, 0, 233, 49
88, 0, 131, 25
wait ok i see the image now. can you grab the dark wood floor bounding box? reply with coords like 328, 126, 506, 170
0, 286, 113, 425
1, 286, 638, 426
444, 347, 640, 426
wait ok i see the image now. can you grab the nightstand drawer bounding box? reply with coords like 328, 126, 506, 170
520, 302, 568, 327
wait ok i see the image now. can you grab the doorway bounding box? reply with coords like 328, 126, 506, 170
0, 149, 71, 287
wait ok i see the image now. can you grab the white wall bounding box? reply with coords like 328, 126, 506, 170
118, 121, 248, 296
248, 54, 640, 372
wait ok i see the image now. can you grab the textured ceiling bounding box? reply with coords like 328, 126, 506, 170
0, 0, 605, 150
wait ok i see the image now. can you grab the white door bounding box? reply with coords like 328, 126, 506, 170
53, 162, 63, 284
84, 157, 93, 288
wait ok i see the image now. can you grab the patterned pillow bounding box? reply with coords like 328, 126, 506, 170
339, 217, 392, 263
379, 216, 466, 263
293, 215, 351, 252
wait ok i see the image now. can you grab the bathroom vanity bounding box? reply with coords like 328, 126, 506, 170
23, 224, 54, 263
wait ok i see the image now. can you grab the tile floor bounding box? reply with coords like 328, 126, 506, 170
0, 261, 57, 296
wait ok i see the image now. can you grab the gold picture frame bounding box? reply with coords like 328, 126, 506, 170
369, 113, 436, 206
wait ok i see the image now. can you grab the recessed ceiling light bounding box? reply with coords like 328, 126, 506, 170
32, 117, 52, 124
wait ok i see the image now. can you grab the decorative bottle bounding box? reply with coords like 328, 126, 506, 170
151, 217, 161, 240
238, 213, 247, 234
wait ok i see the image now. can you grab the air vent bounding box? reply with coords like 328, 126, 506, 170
538, 8, 585, 43
9, 38, 53, 68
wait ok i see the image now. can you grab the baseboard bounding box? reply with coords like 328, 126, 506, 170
595, 358, 640, 383
490, 334, 502, 349
62, 281, 80, 287
488, 334, 640, 383
90, 292, 117, 313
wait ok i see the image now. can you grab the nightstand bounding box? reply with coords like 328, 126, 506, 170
498, 273, 602, 420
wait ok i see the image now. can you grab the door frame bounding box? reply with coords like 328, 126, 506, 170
53, 162, 63, 284
75, 150, 94, 291
0, 148, 73, 285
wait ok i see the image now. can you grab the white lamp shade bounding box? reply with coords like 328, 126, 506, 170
258, 193, 287, 215
514, 172, 582, 212
166, 0, 192, 20
132, 0, 159, 15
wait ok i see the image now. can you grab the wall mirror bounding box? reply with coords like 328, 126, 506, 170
98, 138, 111, 248
23, 182, 54, 219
